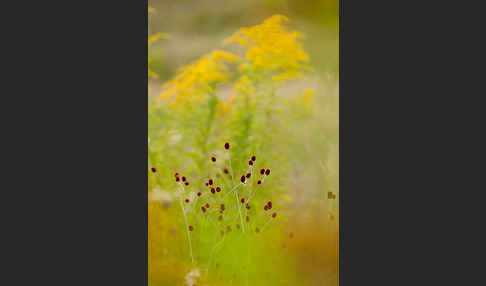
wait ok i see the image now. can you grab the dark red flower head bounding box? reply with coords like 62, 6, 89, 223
223, 168, 229, 174
185, 198, 189, 203
175, 177, 180, 182
188, 225, 194, 231
174, 172, 179, 177
211, 187, 215, 194
211, 156, 216, 162
197, 192, 202, 197
205, 203, 210, 208
184, 181, 189, 186
248, 160, 253, 166
260, 168, 265, 175
251, 155, 256, 161
201, 206, 206, 212
216, 186, 221, 192
151, 167, 156, 173
208, 179, 213, 185
257, 180, 262, 184
240, 197, 245, 203
224, 142, 230, 150
265, 169, 270, 176
240, 175, 246, 183
272, 212, 277, 218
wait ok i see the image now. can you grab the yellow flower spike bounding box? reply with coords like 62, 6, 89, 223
224, 14, 311, 83
158, 50, 238, 105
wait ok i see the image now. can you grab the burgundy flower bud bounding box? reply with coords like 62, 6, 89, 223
223, 168, 229, 174
210, 187, 215, 194
201, 206, 206, 212
216, 186, 221, 192
264, 205, 268, 211
181, 176, 186, 182
265, 169, 270, 176
240, 198, 245, 203
260, 168, 265, 175
240, 175, 246, 183
188, 225, 194, 231
185, 198, 189, 203
267, 201, 272, 209
248, 160, 253, 166
205, 182, 209, 186
211, 156, 216, 162
175, 177, 180, 182
197, 192, 202, 197
251, 155, 256, 161
184, 181, 189, 186
151, 167, 156, 173
174, 172, 179, 177
272, 212, 277, 218
246, 173, 251, 178
257, 180, 262, 184
205, 203, 210, 208
224, 142, 230, 150
208, 179, 213, 185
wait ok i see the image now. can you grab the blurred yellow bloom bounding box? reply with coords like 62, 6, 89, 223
159, 50, 239, 102
224, 15, 311, 83
148, 6, 155, 14
215, 101, 232, 117
149, 33, 170, 46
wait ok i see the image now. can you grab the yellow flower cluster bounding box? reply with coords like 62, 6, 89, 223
158, 50, 239, 106
224, 15, 311, 83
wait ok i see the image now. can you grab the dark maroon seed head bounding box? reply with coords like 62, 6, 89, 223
211, 187, 215, 194
197, 192, 202, 197
246, 173, 251, 178
151, 167, 156, 173
265, 169, 270, 176
272, 212, 277, 218
211, 156, 216, 162
182, 176, 186, 182
188, 225, 194, 231
185, 198, 189, 203
208, 179, 213, 185
205, 182, 209, 186
264, 205, 268, 211
251, 155, 256, 161
224, 142, 230, 150
223, 168, 229, 174
257, 180, 262, 184
260, 168, 265, 175
240, 198, 245, 203
248, 160, 253, 166
216, 186, 221, 192
175, 177, 180, 182
240, 175, 246, 183
267, 201, 272, 209
201, 206, 206, 212
174, 172, 179, 177
184, 181, 189, 186
205, 203, 210, 208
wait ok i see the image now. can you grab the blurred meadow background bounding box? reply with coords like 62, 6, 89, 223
148, 0, 338, 285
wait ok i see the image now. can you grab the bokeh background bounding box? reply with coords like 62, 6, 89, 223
148, 1, 338, 285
